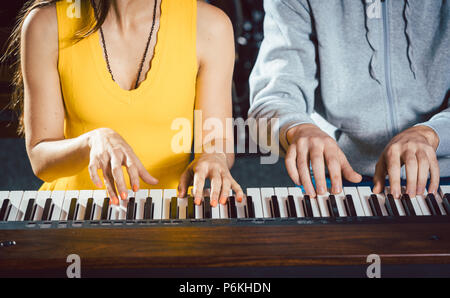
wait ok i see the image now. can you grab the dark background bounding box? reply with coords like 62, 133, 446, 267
0, 0, 293, 190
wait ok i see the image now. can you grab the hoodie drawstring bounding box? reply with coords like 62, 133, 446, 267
364, 0, 416, 83
403, 0, 417, 79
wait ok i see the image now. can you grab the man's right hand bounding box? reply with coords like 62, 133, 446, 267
285, 123, 362, 197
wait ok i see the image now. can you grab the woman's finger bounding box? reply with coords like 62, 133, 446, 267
103, 164, 118, 205
220, 175, 231, 204
193, 171, 206, 205
110, 154, 128, 200
178, 168, 193, 199
210, 173, 223, 205
125, 161, 140, 193
88, 160, 103, 188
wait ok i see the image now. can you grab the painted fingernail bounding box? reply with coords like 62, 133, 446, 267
237, 196, 242, 203
121, 192, 127, 200
132, 184, 138, 192
219, 196, 227, 205
211, 199, 218, 207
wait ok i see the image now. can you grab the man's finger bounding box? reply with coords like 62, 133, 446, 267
403, 151, 418, 198
373, 160, 387, 194
285, 145, 300, 185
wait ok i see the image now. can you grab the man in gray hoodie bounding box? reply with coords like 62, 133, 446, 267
249, 0, 449, 199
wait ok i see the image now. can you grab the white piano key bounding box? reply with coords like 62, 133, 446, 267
60, 190, 79, 220
334, 191, 348, 217
118, 196, 128, 220
49, 191, 66, 220
149, 189, 163, 220
92, 190, 108, 220
356, 187, 374, 216
287, 187, 305, 218
163, 189, 177, 219
16, 191, 38, 221
317, 191, 330, 217
76, 190, 93, 220
440, 185, 450, 196
310, 196, 321, 218
33, 191, 52, 221
343, 187, 366, 216
134, 189, 149, 220
195, 200, 204, 219
6, 191, 24, 221
260, 187, 274, 218
274, 187, 289, 218
178, 197, 188, 219
219, 200, 229, 219
246, 188, 264, 218
416, 191, 431, 216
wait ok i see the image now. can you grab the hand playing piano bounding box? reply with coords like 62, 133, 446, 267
177, 152, 244, 207
286, 123, 363, 197
87, 128, 159, 205
373, 125, 440, 199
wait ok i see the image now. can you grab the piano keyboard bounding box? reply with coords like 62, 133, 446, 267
1, 185, 449, 225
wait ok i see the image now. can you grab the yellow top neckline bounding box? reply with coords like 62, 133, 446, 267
88, 0, 169, 102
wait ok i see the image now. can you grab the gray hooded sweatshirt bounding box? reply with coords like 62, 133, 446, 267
249, 0, 450, 177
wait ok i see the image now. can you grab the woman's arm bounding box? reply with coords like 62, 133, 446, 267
177, 2, 244, 206
22, 6, 157, 203
22, 5, 89, 181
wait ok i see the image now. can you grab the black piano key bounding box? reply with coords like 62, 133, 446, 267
401, 194, 415, 216
100, 197, 110, 220
426, 194, 442, 216
303, 195, 313, 217
344, 195, 357, 217
24, 199, 36, 221
41, 198, 53, 221
203, 197, 211, 219
170, 197, 178, 219
83, 198, 94, 220
442, 194, 450, 215
385, 194, 399, 217
0, 199, 10, 221
126, 197, 135, 220
67, 198, 78, 220
328, 195, 339, 217
229, 196, 237, 218
369, 194, 382, 216
246, 196, 255, 218
143, 197, 152, 219
187, 197, 195, 219
271, 195, 280, 218
287, 195, 297, 218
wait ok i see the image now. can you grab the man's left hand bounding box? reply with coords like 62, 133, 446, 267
373, 125, 440, 198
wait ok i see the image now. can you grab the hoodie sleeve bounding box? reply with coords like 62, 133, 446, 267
416, 103, 450, 157
248, 0, 318, 153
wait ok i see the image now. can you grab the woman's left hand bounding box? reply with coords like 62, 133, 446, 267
178, 153, 244, 207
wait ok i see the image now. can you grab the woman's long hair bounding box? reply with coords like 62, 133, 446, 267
1, 0, 110, 136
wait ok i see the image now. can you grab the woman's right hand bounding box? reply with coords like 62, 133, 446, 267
87, 128, 158, 204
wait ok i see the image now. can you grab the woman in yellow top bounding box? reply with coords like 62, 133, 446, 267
6, 0, 243, 206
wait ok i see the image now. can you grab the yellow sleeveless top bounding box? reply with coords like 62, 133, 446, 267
40, 0, 198, 191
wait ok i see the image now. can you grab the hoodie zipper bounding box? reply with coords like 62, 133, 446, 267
381, 0, 399, 136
